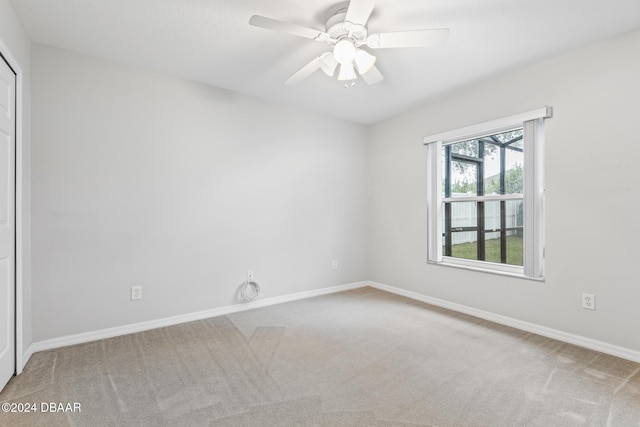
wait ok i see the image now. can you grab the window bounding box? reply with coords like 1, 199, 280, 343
424, 107, 552, 279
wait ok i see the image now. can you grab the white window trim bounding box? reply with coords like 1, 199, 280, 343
424, 107, 552, 280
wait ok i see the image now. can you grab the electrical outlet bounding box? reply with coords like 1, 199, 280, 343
131, 286, 142, 301
582, 293, 595, 310
332, 260, 338, 270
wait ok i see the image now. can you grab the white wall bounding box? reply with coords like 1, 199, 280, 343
27, 25, 640, 355
367, 28, 640, 353
0, 0, 32, 364
31, 45, 367, 341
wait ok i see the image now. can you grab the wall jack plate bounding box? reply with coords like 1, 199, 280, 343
131, 286, 142, 301
582, 293, 595, 310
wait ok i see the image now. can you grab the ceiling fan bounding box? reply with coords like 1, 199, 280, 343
249, 0, 449, 87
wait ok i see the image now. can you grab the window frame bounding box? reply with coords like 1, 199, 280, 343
424, 107, 552, 280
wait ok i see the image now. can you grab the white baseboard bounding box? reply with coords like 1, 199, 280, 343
28, 280, 640, 364
368, 281, 640, 364
31, 281, 368, 354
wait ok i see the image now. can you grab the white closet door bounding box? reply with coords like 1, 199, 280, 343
0, 56, 16, 392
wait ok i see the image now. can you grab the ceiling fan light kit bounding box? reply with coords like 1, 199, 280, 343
354, 49, 376, 74
333, 39, 357, 64
249, 0, 449, 88
338, 62, 357, 82
319, 52, 338, 77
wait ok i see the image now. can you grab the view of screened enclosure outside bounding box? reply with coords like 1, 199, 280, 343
442, 128, 524, 266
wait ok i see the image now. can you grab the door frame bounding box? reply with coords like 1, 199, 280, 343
0, 38, 25, 375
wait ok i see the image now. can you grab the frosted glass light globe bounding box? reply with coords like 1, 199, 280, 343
354, 49, 376, 74
333, 39, 356, 65
338, 62, 357, 81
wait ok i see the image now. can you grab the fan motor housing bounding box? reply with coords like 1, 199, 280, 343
325, 10, 368, 45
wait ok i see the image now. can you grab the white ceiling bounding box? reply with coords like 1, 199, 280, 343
11, 0, 640, 124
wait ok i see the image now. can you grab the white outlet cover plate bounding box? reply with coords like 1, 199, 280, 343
582, 293, 595, 310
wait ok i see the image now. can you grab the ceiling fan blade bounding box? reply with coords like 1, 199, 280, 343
285, 57, 322, 85
367, 28, 450, 49
249, 15, 330, 41
360, 65, 384, 85
319, 52, 338, 77
344, 0, 375, 26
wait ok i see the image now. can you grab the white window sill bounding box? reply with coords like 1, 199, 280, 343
428, 258, 545, 282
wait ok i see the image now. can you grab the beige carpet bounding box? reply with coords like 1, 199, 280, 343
1, 287, 639, 426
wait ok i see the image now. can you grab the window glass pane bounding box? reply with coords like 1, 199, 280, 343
506, 198, 524, 266
506, 199, 524, 231
451, 235, 477, 261
450, 140, 479, 157
495, 129, 523, 145
448, 201, 476, 229
484, 231, 501, 263
507, 131, 524, 150
483, 150, 501, 195
480, 199, 524, 266
506, 233, 523, 266
505, 148, 524, 194
443, 192, 525, 266
441, 153, 446, 195
484, 201, 501, 232
450, 161, 477, 197
484, 202, 501, 263
444, 201, 479, 261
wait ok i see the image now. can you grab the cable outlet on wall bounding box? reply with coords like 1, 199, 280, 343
332, 260, 338, 270
582, 293, 595, 310
247, 270, 254, 282
131, 285, 142, 301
